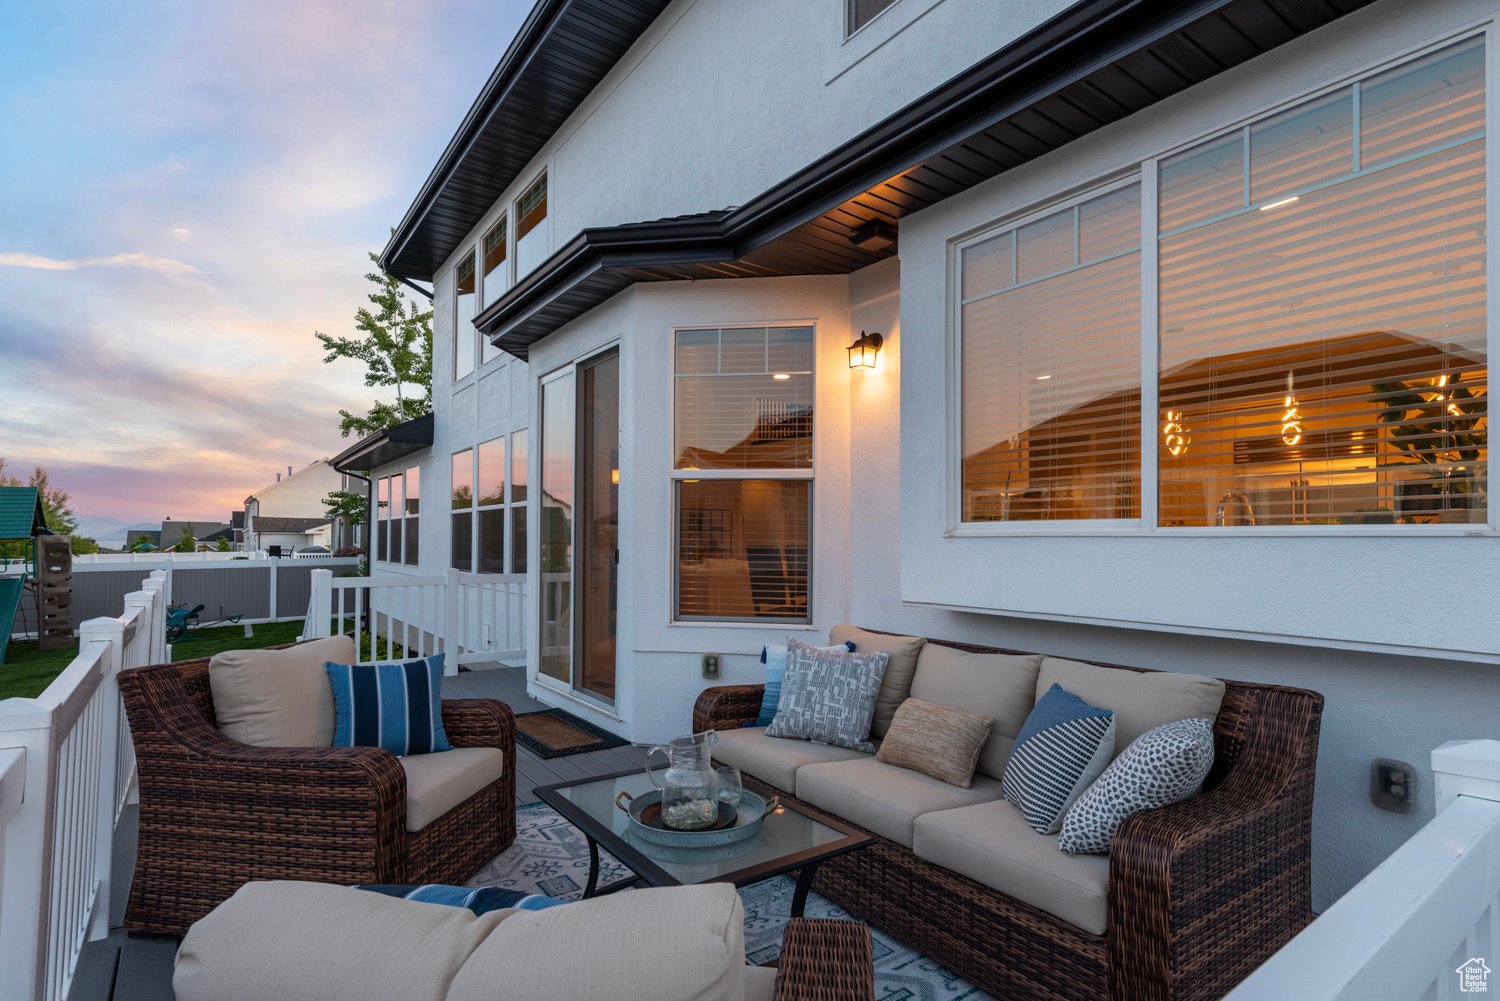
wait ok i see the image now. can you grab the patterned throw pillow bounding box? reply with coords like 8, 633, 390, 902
753, 640, 856, 727
1001, 684, 1116, 834
324, 654, 454, 757
764, 639, 889, 752
1058, 717, 1216, 854
876, 697, 995, 788
353, 884, 568, 915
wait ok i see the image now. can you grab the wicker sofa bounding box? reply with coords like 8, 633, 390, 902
118, 642, 517, 935
694, 628, 1323, 1001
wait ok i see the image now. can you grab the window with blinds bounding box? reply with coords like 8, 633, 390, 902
403, 466, 420, 566
516, 173, 548, 279
673, 326, 814, 621
511, 429, 528, 575
477, 435, 505, 573
376, 476, 390, 563
960, 184, 1143, 521
455, 251, 476, 380
451, 450, 473, 571
482, 216, 507, 306
1158, 37, 1486, 527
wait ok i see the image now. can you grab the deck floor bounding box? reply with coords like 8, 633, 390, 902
76, 665, 646, 1001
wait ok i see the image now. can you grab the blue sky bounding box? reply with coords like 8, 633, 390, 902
0, 0, 530, 544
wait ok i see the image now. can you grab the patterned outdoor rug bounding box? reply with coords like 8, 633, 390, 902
511, 708, 631, 759
468, 802, 996, 1001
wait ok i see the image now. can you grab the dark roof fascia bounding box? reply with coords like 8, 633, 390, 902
470, 0, 1372, 357
380, 0, 672, 282
330, 412, 436, 474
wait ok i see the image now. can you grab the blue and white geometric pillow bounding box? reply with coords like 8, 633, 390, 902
753, 640, 856, 727
324, 654, 454, 757
1001, 683, 1116, 835
1058, 717, 1216, 854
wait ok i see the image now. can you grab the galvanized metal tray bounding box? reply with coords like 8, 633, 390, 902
615, 788, 777, 848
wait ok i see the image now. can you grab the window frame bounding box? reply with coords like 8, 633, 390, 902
668, 322, 818, 625
451, 448, 474, 572
514, 170, 550, 281
946, 27, 1497, 539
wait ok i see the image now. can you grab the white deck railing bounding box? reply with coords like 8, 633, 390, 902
0, 571, 164, 1001
1226, 739, 1500, 1001
302, 568, 527, 673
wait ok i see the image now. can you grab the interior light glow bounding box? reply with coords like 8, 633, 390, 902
772, 373, 790, 380
1281, 372, 1303, 447
1163, 411, 1189, 456
611, 469, 620, 484
1260, 196, 1300, 211
1035, 374, 1052, 380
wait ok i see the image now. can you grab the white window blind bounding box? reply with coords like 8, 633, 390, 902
1158, 38, 1486, 527
674, 327, 814, 470
961, 185, 1142, 521
454, 251, 476, 379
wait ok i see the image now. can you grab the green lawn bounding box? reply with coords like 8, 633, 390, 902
0, 619, 311, 699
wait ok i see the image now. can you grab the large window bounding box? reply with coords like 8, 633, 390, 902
958, 37, 1488, 531
480, 217, 507, 365
451, 449, 473, 571
515, 173, 548, 279
455, 250, 476, 380
961, 184, 1142, 521
673, 326, 814, 621
511, 429, 528, 574
403, 466, 420, 566
377, 475, 391, 562
477, 436, 505, 573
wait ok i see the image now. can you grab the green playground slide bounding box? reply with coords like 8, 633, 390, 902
0, 576, 22, 665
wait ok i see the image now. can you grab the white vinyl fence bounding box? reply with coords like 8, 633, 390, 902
302, 569, 527, 672
1226, 739, 1500, 1001
0, 571, 166, 1001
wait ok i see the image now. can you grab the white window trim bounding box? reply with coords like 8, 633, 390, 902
668, 321, 819, 626
513, 168, 551, 284
946, 25, 1498, 539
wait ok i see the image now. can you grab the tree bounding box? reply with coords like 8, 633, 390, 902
316, 244, 433, 438
71, 536, 99, 554
215, 536, 232, 552
131, 533, 156, 551
172, 523, 196, 553
323, 489, 369, 526
0, 457, 89, 559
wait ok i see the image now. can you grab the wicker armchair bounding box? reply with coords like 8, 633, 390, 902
118, 649, 516, 935
694, 635, 1323, 1001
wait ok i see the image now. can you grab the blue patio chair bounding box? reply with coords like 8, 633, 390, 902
166, 603, 205, 643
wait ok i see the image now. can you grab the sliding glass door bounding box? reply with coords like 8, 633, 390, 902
538, 346, 619, 705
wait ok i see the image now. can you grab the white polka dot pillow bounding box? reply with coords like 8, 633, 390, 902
1058, 717, 1215, 855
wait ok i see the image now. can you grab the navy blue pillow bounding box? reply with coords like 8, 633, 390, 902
324, 654, 453, 757
353, 884, 568, 915
1001, 683, 1116, 834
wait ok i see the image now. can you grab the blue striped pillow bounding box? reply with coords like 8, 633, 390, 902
324, 655, 454, 756
1001, 683, 1116, 834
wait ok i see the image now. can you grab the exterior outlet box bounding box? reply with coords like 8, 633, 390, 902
702, 653, 721, 679
1371, 758, 1416, 813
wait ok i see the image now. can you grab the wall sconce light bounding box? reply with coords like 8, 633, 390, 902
848, 331, 883, 370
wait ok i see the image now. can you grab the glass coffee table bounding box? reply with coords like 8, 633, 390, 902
534, 767, 873, 917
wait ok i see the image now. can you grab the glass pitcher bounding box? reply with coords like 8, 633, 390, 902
645, 731, 720, 830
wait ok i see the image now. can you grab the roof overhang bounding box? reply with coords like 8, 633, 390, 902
467, 0, 1373, 360
379, 0, 674, 282
330, 413, 436, 474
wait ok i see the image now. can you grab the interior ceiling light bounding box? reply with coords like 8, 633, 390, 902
1260, 195, 1300, 211
1035, 374, 1052, 380
1282, 371, 1303, 446
1163, 410, 1189, 456
772, 373, 790, 380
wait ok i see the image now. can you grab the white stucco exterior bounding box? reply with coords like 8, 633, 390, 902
376, 0, 1500, 912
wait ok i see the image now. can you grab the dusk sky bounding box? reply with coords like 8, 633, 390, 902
0, 0, 530, 544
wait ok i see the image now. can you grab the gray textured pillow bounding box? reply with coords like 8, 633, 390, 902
765, 639, 889, 752
1058, 717, 1216, 854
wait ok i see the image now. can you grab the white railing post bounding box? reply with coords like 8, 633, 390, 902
1433, 739, 1500, 811
143, 573, 167, 665
443, 571, 462, 676
304, 570, 332, 640
267, 560, 278, 623
0, 700, 60, 1001
0, 745, 26, 970
75, 620, 122, 945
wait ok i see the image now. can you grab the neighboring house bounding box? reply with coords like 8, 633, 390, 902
369, 0, 1499, 915
243, 460, 341, 552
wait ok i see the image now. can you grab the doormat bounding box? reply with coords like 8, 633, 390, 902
514, 708, 630, 759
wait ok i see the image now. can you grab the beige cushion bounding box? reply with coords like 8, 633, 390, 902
910, 645, 1042, 780
173, 880, 513, 1001
208, 636, 354, 747
796, 757, 1003, 848
829, 624, 925, 738
876, 698, 994, 788
448, 884, 747, 1001
914, 799, 1111, 935
1036, 658, 1226, 755
400, 747, 506, 832
744, 966, 778, 1001
711, 725, 872, 793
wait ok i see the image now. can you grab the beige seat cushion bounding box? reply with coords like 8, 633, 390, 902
173, 880, 513, 1001
744, 966, 778, 1001
712, 725, 872, 793
208, 636, 354, 747
448, 884, 747, 1001
796, 757, 1003, 848
829, 624, 926, 738
910, 645, 1042, 780
914, 799, 1111, 935
1036, 658, 1226, 755
399, 747, 506, 832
